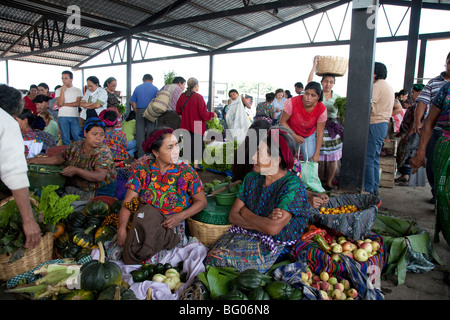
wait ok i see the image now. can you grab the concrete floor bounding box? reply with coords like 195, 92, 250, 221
0, 170, 449, 300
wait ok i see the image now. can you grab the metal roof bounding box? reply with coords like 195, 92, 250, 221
0, 0, 449, 68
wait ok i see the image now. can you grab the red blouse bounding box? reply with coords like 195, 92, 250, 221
285, 95, 327, 138
23, 96, 37, 115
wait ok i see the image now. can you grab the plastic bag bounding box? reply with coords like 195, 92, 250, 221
300, 147, 325, 193
225, 97, 251, 144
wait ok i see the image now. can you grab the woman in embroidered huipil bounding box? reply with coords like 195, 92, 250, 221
27, 118, 116, 200
116, 127, 207, 248
228, 128, 310, 254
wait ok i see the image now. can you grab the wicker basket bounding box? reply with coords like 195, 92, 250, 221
0, 196, 54, 281
0, 232, 54, 281
315, 56, 349, 77
187, 218, 231, 247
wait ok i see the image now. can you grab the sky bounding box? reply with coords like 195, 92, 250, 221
1, 4, 449, 105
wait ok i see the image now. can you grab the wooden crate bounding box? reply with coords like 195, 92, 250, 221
383, 139, 398, 156
379, 156, 396, 188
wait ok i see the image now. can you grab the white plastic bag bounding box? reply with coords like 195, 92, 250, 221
225, 97, 251, 144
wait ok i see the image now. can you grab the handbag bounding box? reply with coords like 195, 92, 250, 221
299, 146, 325, 193
143, 85, 176, 122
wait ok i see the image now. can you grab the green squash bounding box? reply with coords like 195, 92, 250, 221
98, 285, 137, 300
110, 200, 122, 214
247, 287, 270, 300
222, 290, 248, 300
84, 201, 109, 219
60, 289, 96, 300
80, 242, 122, 292
290, 288, 303, 300
264, 281, 294, 300
85, 216, 102, 228
233, 269, 270, 292
55, 232, 81, 258
94, 225, 117, 244
71, 225, 97, 248
131, 269, 147, 283
76, 247, 92, 261
66, 211, 86, 230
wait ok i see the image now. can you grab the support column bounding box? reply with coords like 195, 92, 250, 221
416, 39, 427, 85
339, 0, 379, 193
403, 0, 422, 90
126, 35, 133, 116
5, 60, 9, 85
207, 54, 214, 111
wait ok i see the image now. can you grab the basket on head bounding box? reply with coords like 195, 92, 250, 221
315, 56, 349, 77
187, 218, 231, 247
0, 196, 54, 281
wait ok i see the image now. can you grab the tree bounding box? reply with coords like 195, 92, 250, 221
164, 70, 176, 85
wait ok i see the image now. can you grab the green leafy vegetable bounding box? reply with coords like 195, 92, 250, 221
206, 118, 223, 134
198, 266, 240, 299
39, 185, 79, 225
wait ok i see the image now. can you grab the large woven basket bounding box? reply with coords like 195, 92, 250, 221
187, 218, 231, 247
0, 196, 54, 281
0, 232, 54, 281
315, 56, 349, 77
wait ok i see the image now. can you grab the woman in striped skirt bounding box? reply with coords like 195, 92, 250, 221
308, 56, 343, 190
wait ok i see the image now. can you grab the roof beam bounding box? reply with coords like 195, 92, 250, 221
0, 16, 44, 58
214, 0, 349, 52
2, 0, 126, 32
0, 0, 332, 61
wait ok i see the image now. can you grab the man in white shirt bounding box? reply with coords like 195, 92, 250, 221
55, 70, 83, 145
0, 84, 41, 250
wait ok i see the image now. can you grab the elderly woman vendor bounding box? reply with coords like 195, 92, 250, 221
116, 127, 207, 255
206, 128, 310, 271
27, 117, 117, 200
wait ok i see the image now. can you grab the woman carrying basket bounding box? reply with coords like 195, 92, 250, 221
308, 55, 343, 190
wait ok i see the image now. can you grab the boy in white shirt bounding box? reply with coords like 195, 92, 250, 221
55, 70, 83, 145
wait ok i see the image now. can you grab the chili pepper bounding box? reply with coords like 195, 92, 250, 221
307, 224, 318, 232
301, 228, 326, 241
313, 234, 331, 253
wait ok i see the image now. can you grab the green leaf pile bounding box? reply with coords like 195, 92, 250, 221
39, 185, 80, 225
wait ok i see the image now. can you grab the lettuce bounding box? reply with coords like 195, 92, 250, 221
39, 185, 79, 225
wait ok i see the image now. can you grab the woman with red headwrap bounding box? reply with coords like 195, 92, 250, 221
206, 128, 310, 272
115, 127, 207, 263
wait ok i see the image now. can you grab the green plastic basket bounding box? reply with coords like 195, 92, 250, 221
27, 164, 67, 191
213, 182, 240, 206
192, 197, 232, 225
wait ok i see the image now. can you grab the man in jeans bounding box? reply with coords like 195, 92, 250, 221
413, 52, 450, 203
130, 74, 159, 158
55, 70, 83, 145
364, 62, 394, 195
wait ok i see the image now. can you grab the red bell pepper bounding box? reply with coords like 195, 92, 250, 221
301, 228, 326, 241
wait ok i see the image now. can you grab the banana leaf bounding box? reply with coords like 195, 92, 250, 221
372, 215, 442, 285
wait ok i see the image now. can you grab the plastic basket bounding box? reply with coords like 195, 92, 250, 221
213, 182, 240, 206
315, 56, 349, 77
308, 194, 382, 240
192, 197, 231, 225
27, 164, 67, 191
